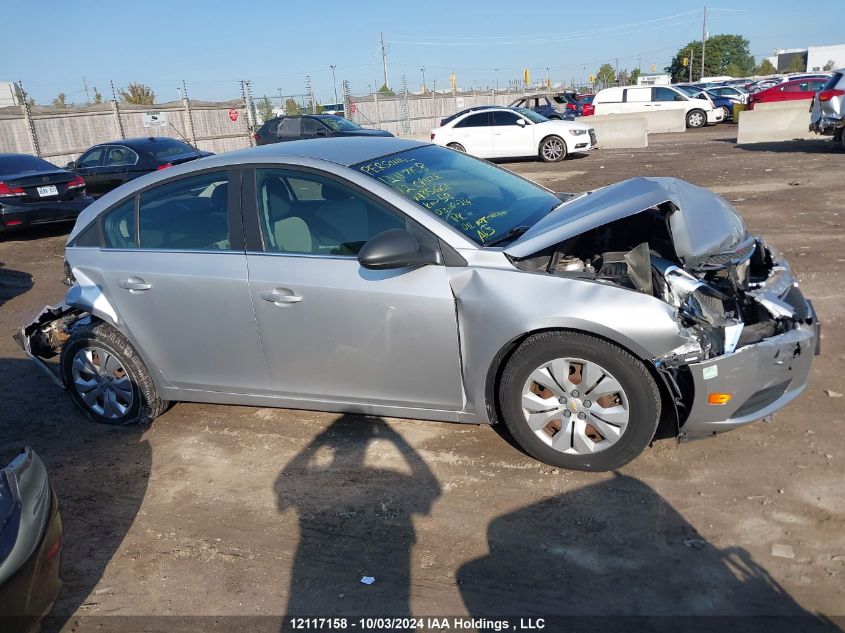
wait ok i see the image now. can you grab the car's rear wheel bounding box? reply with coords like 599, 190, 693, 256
60, 321, 166, 425
446, 142, 466, 152
686, 109, 706, 128
539, 136, 567, 162
498, 331, 661, 471
718, 105, 731, 121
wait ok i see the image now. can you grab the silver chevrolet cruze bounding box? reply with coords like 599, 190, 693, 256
18, 138, 819, 471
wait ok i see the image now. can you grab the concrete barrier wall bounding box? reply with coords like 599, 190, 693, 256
737, 101, 816, 143
587, 109, 686, 133
584, 115, 648, 148
754, 100, 814, 111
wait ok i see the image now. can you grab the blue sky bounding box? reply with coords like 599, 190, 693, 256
3, 0, 842, 105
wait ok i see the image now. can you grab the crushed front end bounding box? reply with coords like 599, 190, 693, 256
507, 177, 820, 439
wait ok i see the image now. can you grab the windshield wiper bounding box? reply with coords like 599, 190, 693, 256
485, 225, 532, 247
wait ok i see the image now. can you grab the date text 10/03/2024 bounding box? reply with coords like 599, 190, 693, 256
289, 617, 546, 631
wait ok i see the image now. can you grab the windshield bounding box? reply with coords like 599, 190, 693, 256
353, 145, 561, 246
513, 108, 548, 123
320, 116, 362, 132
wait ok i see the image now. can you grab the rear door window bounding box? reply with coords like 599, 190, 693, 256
278, 118, 302, 139
138, 171, 231, 251
455, 112, 492, 128
104, 146, 138, 166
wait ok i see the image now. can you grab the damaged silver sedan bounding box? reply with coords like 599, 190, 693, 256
16, 138, 820, 471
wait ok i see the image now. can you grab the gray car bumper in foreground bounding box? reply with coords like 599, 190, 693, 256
680, 310, 819, 437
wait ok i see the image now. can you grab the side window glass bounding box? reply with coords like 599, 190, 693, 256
104, 147, 138, 166
256, 168, 405, 256
78, 147, 104, 168
102, 198, 136, 248
456, 112, 491, 128
138, 171, 231, 250
279, 118, 301, 138
302, 118, 321, 135
493, 111, 521, 125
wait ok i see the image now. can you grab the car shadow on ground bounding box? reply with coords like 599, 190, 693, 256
275, 414, 441, 619
458, 472, 839, 632
726, 138, 842, 154
0, 223, 73, 243
0, 261, 33, 308
0, 358, 151, 633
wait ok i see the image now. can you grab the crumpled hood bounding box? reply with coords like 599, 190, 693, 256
504, 177, 747, 267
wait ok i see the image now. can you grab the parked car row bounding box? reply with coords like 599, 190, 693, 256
1, 137, 210, 234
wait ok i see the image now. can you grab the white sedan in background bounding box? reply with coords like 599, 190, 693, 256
431, 107, 597, 162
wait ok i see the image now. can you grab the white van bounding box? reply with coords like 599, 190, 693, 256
592, 85, 722, 128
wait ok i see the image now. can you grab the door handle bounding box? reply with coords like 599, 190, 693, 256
261, 288, 302, 305
120, 277, 152, 292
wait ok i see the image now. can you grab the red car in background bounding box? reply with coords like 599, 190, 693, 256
747, 78, 828, 110
577, 94, 595, 116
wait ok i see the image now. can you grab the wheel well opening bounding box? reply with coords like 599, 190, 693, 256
484, 327, 682, 439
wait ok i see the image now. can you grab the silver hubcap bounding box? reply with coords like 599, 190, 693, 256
71, 347, 134, 419
542, 138, 564, 161
521, 357, 629, 455
449, 143, 465, 152
690, 112, 704, 127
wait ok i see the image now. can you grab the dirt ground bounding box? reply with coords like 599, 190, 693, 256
1, 126, 843, 631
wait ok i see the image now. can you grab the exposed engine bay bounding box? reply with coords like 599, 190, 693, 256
513, 201, 814, 364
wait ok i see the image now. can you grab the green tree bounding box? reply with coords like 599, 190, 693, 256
595, 63, 616, 88
52, 92, 69, 108
823, 59, 836, 71
666, 35, 754, 82
785, 56, 806, 73
118, 82, 155, 105
92, 87, 103, 104
755, 59, 777, 75
284, 98, 301, 115
629, 68, 641, 85
13, 84, 35, 106
256, 95, 275, 122
377, 83, 395, 96
724, 62, 745, 78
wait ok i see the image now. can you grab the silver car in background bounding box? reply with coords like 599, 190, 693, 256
17, 138, 819, 471
809, 69, 845, 150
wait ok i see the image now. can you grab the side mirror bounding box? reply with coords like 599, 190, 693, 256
516, 118, 527, 127
66, 161, 76, 169
315, 129, 328, 137
357, 229, 439, 270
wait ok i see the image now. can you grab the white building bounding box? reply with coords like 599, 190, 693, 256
0, 82, 19, 107
766, 44, 845, 72
636, 73, 671, 86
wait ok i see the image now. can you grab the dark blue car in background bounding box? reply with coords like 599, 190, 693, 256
509, 95, 577, 119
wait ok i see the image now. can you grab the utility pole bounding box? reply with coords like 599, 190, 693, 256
380, 32, 389, 90
420, 67, 426, 93
82, 76, 90, 104
700, 6, 708, 80
278, 88, 283, 108
330, 65, 338, 105
689, 49, 694, 83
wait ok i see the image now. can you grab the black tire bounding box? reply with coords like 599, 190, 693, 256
539, 135, 567, 162
60, 321, 166, 425
838, 129, 845, 151
498, 331, 661, 471
719, 105, 731, 121
686, 109, 707, 128
446, 142, 466, 152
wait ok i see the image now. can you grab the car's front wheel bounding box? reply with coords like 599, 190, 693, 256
60, 321, 166, 425
718, 105, 731, 121
539, 136, 567, 162
686, 109, 707, 128
498, 331, 661, 471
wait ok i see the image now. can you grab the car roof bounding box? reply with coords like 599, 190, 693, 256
218, 136, 424, 166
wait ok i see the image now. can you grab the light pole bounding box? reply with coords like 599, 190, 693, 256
330, 65, 338, 106
420, 67, 426, 93
277, 88, 283, 108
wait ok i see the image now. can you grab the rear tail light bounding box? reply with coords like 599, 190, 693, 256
45, 535, 62, 561
430, 132, 436, 140
156, 162, 173, 171
566, 103, 576, 110
66, 175, 85, 189
818, 89, 845, 102
0, 182, 25, 197
5, 220, 23, 226
252, 132, 261, 142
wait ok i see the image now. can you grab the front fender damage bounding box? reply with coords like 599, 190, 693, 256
14, 304, 91, 388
